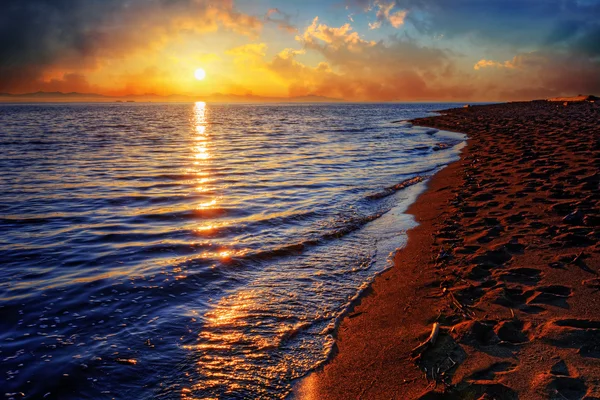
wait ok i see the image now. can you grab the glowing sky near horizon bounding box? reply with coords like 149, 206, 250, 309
0, 0, 599, 101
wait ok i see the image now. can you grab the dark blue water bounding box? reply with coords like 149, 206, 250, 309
0, 102, 466, 399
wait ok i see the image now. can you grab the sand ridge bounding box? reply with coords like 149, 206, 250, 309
294, 101, 600, 399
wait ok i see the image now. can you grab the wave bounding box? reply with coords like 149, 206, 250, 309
366, 176, 425, 200
316, 126, 376, 134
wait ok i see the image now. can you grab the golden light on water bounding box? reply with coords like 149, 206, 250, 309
195, 224, 216, 232
218, 250, 231, 259
181, 287, 307, 397
194, 102, 207, 125
183, 101, 290, 397
196, 199, 217, 210
194, 145, 210, 160
192, 101, 212, 199
192, 101, 222, 240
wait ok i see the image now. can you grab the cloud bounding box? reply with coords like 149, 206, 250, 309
344, 0, 373, 11
495, 51, 600, 99
276, 48, 307, 60
226, 43, 268, 68
568, 23, 600, 57
0, 0, 263, 93
345, 0, 600, 99
227, 43, 268, 58
2, 0, 598, 100
265, 8, 298, 34
473, 59, 516, 70
468, 49, 600, 100
396, 0, 569, 45
297, 17, 376, 50
348, 0, 600, 50
269, 18, 473, 101
369, 1, 407, 29
269, 14, 600, 101
12, 72, 100, 94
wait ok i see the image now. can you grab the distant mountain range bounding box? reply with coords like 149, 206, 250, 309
0, 91, 344, 103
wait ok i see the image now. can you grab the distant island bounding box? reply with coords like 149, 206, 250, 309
0, 91, 344, 103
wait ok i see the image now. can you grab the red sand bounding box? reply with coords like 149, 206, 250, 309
294, 101, 600, 399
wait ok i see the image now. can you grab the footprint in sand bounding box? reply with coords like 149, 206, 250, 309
495, 320, 530, 344
467, 361, 518, 381
541, 319, 600, 358
496, 267, 542, 285
543, 376, 588, 399
527, 285, 572, 308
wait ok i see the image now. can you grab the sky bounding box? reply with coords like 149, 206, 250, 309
1, 0, 599, 101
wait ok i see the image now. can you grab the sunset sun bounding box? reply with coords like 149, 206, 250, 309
194, 68, 206, 81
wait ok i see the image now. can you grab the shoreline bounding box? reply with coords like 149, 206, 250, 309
294, 134, 469, 399
294, 101, 600, 399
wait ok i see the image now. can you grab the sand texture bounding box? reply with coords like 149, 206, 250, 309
294, 101, 600, 399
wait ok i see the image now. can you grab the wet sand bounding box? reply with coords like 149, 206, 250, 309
294, 101, 600, 399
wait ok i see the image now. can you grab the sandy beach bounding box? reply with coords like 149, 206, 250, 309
295, 101, 600, 399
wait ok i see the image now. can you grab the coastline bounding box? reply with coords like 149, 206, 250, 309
294, 136, 469, 399
294, 101, 600, 399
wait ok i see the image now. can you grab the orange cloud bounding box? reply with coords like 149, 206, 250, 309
474, 58, 516, 70
297, 17, 376, 50
369, 1, 407, 29
3, 1, 597, 101
266, 18, 473, 101
227, 43, 268, 60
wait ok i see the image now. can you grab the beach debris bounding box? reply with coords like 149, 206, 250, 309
563, 210, 584, 225
582, 278, 600, 290
568, 251, 596, 274
571, 251, 586, 265
366, 176, 424, 200
411, 322, 440, 358
436, 247, 453, 263
445, 288, 476, 319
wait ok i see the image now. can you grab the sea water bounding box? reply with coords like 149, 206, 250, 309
0, 102, 466, 399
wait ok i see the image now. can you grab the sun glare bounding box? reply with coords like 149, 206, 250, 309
194, 68, 206, 81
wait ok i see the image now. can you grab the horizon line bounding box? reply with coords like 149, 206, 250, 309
0, 90, 539, 104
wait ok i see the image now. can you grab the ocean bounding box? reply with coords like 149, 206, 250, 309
0, 102, 466, 399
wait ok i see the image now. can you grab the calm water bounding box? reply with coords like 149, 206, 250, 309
0, 102, 465, 399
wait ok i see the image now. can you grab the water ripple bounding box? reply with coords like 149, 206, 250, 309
0, 102, 467, 399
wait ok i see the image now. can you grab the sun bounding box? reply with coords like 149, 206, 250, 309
194, 68, 206, 81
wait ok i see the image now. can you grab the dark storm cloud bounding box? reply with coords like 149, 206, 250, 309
1, 1, 142, 70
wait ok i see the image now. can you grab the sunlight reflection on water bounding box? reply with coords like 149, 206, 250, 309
0, 102, 467, 399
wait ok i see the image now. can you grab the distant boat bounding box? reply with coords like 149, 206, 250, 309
126, 100, 135, 103
115, 100, 123, 103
